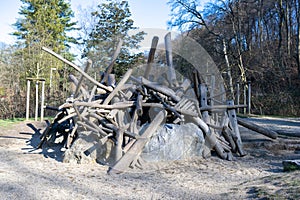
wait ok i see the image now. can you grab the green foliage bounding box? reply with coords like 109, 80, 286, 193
12, 0, 78, 80
83, 0, 146, 78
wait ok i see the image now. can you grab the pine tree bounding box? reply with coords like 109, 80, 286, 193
83, 0, 145, 79
13, 0, 77, 79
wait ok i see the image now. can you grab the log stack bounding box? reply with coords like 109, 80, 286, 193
39, 33, 260, 174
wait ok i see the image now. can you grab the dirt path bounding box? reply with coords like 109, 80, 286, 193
0, 118, 300, 199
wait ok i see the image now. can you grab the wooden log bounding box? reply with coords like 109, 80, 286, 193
130, 76, 181, 102
37, 123, 52, 148
237, 117, 278, 139
181, 100, 195, 111
176, 79, 191, 97
200, 84, 210, 123
144, 36, 159, 79
57, 112, 77, 124
63, 101, 135, 110
77, 121, 98, 134
192, 116, 227, 159
227, 100, 247, 156
192, 70, 200, 99
208, 91, 227, 101
42, 47, 113, 92
65, 123, 78, 149
152, 92, 182, 119
164, 32, 178, 87
200, 104, 247, 112
275, 130, 300, 138
74, 60, 92, 97
69, 75, 89, 98
89, 112, 137, 139
73, 104, 82, 121
175, 98, 189, 109
103, 68, 133, 105
113, 124, 129, 163
222, 126, 237, 153
217, 137, 232, 152
88, 85, 98, 102
102, 39, 123, 85
108, 110, 166, 174
80, 115, 108, 137
123, 139, 136, 153
143, 103, 198, 117
135, 93, 143, 116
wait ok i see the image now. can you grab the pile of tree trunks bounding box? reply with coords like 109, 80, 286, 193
38, 34, 273, 174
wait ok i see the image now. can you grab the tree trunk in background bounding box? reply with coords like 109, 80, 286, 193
231, 0, 246, 83
223, 39, 234, 99
258, 0, 263, 49
278, 0, 284, 71
296, 0, 300, 79
285, 0, 291, 56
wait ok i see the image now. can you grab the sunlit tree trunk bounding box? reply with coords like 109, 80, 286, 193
230, 0, 246, 84
223, 39, 234, 99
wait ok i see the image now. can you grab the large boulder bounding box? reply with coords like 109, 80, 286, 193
141, 123, 205, 162
63, 123, 205, 165
283, 160, 300, 172
63, 131, 113, 164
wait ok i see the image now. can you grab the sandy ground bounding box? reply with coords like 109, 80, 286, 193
1, 117, 300, 200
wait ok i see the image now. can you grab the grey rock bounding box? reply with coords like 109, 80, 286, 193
283, 160, 300, 171
141, 123, 205, 162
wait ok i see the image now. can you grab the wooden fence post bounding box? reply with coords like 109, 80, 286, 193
26, 78, 46, 121
236, 81, 240, 113
243, 84, 247, 114
41, 80, 45, 122
35, 81, 39, 121
26, 79, 31, 121
247, 81, 251, 115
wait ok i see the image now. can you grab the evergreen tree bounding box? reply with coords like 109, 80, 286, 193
83, 0, 145, 79
13, 0, 77, 80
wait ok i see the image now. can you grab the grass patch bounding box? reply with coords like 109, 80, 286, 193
0, 118, 25, 128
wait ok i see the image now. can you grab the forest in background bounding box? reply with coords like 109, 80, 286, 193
0, 0, 300, 119
168, 0, 300, 116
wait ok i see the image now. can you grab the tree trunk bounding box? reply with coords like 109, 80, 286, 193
297, 0, 300, 79
258, 0, 263, 49
223, 39, 234, 99
278, 0, 286, 75
230, 1, 246, 83
285, 0, 291, 56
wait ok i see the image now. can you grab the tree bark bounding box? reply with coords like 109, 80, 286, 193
297, 0, 300, 79
223, 39, 234, 99
237, 117, 278, 139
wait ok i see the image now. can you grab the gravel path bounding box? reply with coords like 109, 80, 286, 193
0, 118, 300, 199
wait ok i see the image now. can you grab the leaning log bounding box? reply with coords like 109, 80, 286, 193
74, 60, 92, 97
42, 47, 113, 92
102, 39, 123, 85
227, 100, 247, 156
237, 117, 278, 139
165, 32, 178, 87
108, 110, 166, 174
130, 76, 181, 102
144, 36, 159, 79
